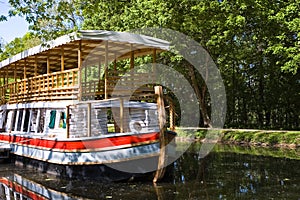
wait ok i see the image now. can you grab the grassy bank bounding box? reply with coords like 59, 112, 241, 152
175, 128, 300, 148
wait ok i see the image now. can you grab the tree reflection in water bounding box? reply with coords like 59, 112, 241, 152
0, 143, 299, 199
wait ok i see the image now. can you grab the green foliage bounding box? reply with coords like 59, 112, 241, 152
222, 130, 300, 146
2, 0, 300, 129
6, 0, 82, 41
0, 32, 41, 61
214, 144, 300, 160
175, 129, 207, 139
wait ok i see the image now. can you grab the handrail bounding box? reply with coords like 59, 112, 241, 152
0, 69, 156, 104
0, 68, 79, 104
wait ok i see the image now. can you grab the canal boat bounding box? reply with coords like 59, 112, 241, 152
0, 30, 175, 181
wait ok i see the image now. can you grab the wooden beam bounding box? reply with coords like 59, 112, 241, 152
130, 44, 134, 69
14, 63, 17, 82
169, 100, 175, 131
23, 59, 27, 93
153, 85, 167, 183
114, 54, 117, 71
0, 72, 2, 86
47, 53, 50, 74
47, 54, 50, 90
84, 63, 87, 83
98, 60, 101, 79
104, 41, 108, 99
78, 41, 82, 100
120, 98, 124, 133
61, 47, 65, 87
78, 41, 82, 68
152, 49, 157, 73
5, 67, 8, 84
23, 59, 27, 79
61, 47, 65, 72
34, 56, 38, 77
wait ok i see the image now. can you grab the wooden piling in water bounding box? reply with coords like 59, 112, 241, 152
153, 86, 167, 183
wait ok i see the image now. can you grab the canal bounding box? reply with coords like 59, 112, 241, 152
0, 142, 299, 199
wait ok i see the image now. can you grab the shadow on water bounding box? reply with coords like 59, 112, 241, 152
0, 142, 299, 199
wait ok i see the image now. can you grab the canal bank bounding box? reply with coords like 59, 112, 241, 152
176, 128, 300, 149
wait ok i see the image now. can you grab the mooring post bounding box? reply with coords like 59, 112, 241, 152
169, 100, 175, 131
153, 85, 167, 183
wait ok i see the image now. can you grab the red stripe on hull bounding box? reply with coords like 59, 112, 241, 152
0, 132, 159, 151
0, 178, 47, 200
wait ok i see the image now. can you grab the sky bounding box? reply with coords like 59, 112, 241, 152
0, 0, 29, 43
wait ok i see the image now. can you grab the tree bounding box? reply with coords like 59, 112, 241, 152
2, 0, 300, 129
6, 0, 83, 41
0, 32, 41, 61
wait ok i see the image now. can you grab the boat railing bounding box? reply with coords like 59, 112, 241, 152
0, 68, 79, 104
81, 72, 156, 101
0, 70, 157, 104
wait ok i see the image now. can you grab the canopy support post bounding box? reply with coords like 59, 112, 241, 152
78, 41, 82, 101
130, 44, 134, 69
104, 41, 108, 99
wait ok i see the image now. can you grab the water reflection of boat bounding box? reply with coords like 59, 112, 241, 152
0, 174, 82, 200
0, 30, 175, 181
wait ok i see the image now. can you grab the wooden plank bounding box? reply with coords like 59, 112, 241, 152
34, 56, 38, 76
78, 41, 82, 100
104, 41, 108, 99
153, 85, 167, 183
66, 106, 70, 138
130, 44, 134, 69
61, 47, 65, 88
169, 100, 175, 131
23, 59, 27, 93
61, 47, 65, 71
120, 98, 124, 133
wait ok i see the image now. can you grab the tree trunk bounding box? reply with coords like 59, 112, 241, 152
188, 65, 212, 128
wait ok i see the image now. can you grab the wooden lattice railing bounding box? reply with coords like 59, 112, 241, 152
0, 69, 79, 104
81, 72, 156, 101
0, 70, 157, 105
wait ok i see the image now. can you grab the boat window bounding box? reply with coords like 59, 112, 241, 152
59, 111, 66, 129
48, 110, 56, 129
93, 108, 108, 135
29, 110, 38, 133
23, 110, 30, 132
0, 110, 6, 131
107, 109, 114, 133
11, 111, 17, 131
38, 109, 46, 133
16, 110, 23, 131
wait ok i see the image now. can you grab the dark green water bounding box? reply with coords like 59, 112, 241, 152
0, 143, 299, 199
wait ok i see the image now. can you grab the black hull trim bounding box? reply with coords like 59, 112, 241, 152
14, 156, 159, 182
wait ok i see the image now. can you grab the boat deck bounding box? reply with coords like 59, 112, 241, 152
0, 69, 157, 105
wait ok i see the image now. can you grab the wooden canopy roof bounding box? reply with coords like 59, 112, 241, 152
0, 30, 170, 78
